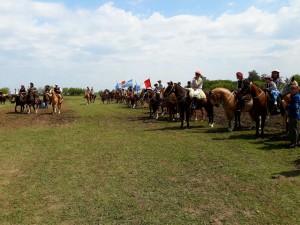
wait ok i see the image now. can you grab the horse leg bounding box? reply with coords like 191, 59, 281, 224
186, 108, 190, 128
260, 115, 266, 138
180, 108, 184, 128
201, 107, 206, 121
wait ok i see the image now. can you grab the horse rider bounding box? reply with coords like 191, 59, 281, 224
54, 84, 62, 102
0, 89, 2, 95
264, 75, 280, 114
86, 86, 91, 94
157, 80, 165, 92
44, 85, 50, 93
153, 83, 159, 93
235, 72, 246, 110
91, 87, 94, 95
19, 84, 27, 96
185, 81, 191, 88
28, 82, 37, 94
191, 70, 205, 108
271, 69, 286, 91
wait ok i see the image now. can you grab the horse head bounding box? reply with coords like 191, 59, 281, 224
280, 77, 294, 97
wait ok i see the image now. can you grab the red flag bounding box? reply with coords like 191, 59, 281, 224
144, 79, 151, 88
121, 80, 126, 85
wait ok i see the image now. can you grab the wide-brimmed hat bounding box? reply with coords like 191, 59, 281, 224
272, 69, 280, 73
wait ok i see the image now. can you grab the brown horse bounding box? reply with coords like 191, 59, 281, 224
25, 92, 38, 114
236, 80, 272, 137
165, 83, 192, 128
84, 91, 91, 105
209, 88, 253, 131
15, 94, 26, 113
162, 89, 179, 121
49, 89, 62, 114
142, 89, 161, 119
100, 89, 111, 104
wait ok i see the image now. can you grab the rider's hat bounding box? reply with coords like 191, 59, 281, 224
236, 72, 243, 78
195, 71, 201, 76
21, 84, 24, 88
264, 75, 272, 80
272, 69, 280, 73
157, 80, 161, 82
55, 84, 58, 86
154, 83, 158, 87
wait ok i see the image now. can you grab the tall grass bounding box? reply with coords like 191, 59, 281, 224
0, 96, 299, 225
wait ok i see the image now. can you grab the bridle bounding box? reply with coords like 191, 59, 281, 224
166, 84, 188, 103
241, 82, 264, 99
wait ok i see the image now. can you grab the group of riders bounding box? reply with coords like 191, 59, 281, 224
15, 82, 63, 104
115, 69, 287, 114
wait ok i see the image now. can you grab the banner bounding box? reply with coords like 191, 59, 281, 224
144, 79, 151, 89
122, 79, 133, 89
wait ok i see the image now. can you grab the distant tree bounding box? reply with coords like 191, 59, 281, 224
290, 74, 300, 84
248, 70, 260, 82
260, 73, 268, 81
205, 80, 236, 91
63, 87, 85, 95
0, 87, 10, 94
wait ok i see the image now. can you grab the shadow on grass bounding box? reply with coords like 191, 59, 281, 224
273, 170, 300, 178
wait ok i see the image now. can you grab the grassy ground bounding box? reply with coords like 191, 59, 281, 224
0, 96, 299, 225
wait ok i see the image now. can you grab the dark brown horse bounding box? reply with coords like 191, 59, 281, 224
25, 92, 38, 114
100, 89, 111, 104
165, 83, 192, 128
15, 94, 26, 113
141, 89, 161, 119
236, 79, 272, 137
192, 91, 214, 127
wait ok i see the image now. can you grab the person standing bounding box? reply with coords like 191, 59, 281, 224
284, 84, 300, 148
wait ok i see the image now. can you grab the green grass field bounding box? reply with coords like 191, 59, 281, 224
0, 96, 299, 225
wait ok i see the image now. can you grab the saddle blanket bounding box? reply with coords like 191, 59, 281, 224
185, 88, 206, 100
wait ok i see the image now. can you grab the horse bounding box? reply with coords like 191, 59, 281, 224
209, 88, 253, 131
236, 79, 273, 137
162, 89, 179, 121
191, 91, 214, 127
15, 94, 26, 113
125, 89, 139, 108
49, 89, 62, 114
165, 83, 192, 128
25, 91, 38, 114
100, 89, 111, 104
84, 91, 91, 105
142, 89, 161, 119
43, 91, 51, 108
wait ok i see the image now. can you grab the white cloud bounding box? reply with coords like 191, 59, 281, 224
0, 0, 299, 91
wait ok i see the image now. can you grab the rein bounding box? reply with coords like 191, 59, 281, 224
243, 83, 264, 99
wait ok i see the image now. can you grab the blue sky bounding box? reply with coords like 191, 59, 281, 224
0, 0, 299, 91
